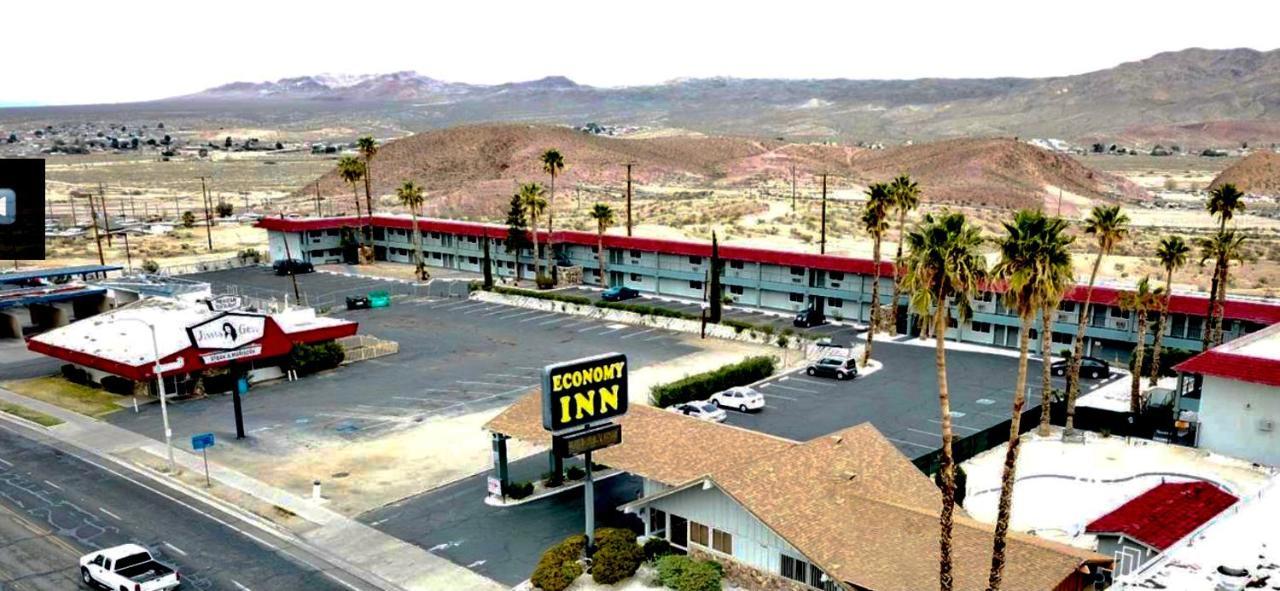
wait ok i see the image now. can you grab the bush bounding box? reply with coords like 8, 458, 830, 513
238, 248, 261, 263
215, 202, 234, 217
100, 375, 135, 395
650, 356, 777, 408
181, 211, 196, 228
566, 465, 585, 480
655, 555, 722, 591
591, 530, 643, 585
60, 364, 91, 385
722, 319, 754, 334
287, 341, 345, 375
536, 274, 556, 289
642, 537, 674, 563
595, 301, 699, 320
141, 259, 161, 274
531, 535, 586, 591
492, 286, 592, 306
507, 481, 534, 499
542, 471, 565, 488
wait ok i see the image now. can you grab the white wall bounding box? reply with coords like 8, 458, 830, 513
644, 482, 803, 576
267, 230, 306, 263
1199, 376, 1280, 466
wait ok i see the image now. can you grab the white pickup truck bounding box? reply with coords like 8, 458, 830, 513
79, 544, 181, 590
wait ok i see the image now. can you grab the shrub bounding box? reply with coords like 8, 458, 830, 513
215, 202, 234, 217
655, 555, 722, 591
288, 341, 345, 375
591, 533, 643, 584
595, 301, 699, 320
101, 375, 135, 395
507, 480, 534, 499
542, 471, 565, 488
181, 211, 196, 228
60, 364, 91, 385
650, 356, 776, 408
642, 537, 673, 563
535, 274, 556, 289
723, 319, 753, 334
531, 535, 585, 591
141, 259, 161, 274
492, 286, 592, 306
566, 465, 585, 480
238, 248, 261, 263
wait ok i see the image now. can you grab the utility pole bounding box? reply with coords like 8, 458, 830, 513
173, 195, 180, 221
314, 182, 322, 216
196, 177, 213, 251
86, 194, 105, 265
791, 162, 797, 210
624, 162, 634, 236
98, 183, 113, 247
242, 193, 249, 213
278, 214, 302, 303
130, 195, 137, 219
69, 194, 77, 226
122, 231, 133, 271
819, 173, 828, 255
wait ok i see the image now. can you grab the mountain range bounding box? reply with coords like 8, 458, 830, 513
175, 47, 1280, 145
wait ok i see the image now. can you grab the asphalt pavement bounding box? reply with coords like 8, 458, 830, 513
0, 423, 360, 591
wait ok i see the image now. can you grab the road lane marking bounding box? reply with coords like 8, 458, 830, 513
232, 579, 251, 591
43, 480, 62, 490
99, 507, 121, 520
0, 457, 11, 467
458, 380, 536, 388
620, 328, 656, 339
164, 542, 188, 556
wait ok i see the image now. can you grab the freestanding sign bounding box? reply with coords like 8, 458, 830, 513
541, 352, 628, 549
205, 295, 243, 312
191, 432, 215, 487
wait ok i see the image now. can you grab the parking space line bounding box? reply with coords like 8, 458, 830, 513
620, 328, 656, 339
762, 392, 798, 401
99, 507, 122, 520
452, 302, 490, 312
929, 419, 980, 433
164, 542, 188, 556
499, 310, 542, 320
518, 313, 555, 323
458, 380, 536, 388
763, 383, 817, 394
538, 316, 572, 326
577, 323, 602, 333
43, 480, 62, 491
886, 437, 936, 451
482, 306, 514, 316
906, 427, 943, 440
643, 333, 670, 341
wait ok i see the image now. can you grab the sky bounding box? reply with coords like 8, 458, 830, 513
5, 0, 1278, 106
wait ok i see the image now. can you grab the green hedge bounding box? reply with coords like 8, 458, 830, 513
506, 480, 534, 499
655, 555, 722, 591
288, 341, 345, 375
590, 528, 643, 584
594, 301, 699, 320
642, 537, 674, 563
530, 535, 586, 591
650, 356, 776, 408
491, 286, 593, 306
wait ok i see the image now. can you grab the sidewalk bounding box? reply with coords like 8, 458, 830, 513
0, 387, 505, 591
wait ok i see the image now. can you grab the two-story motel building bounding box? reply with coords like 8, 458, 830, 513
259, 214, 1280, 359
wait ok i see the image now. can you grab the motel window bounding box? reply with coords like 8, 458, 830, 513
1186, 316, 1203, 340
1171, 314, 1186, 337
1060, 301, 1075, 312
829, 271, 844, 281
689, 256, 703, 265
468, 257, 478, 264
466, 236, 478, 243
971, 321, 990, 332
947, 316, 958, 329
729, 260, 744, 270
730, 285, 744, 295
828, 298, 842, 308
790, 266, 805, 276
327, 229, 340, 237
430, 232, 441, 239
789, 293, 805, 303
781, 555, 809, 584
711, 529, 732, 554
689, 521, 709, 546
630, 250, 642, 258
432, 252, 442, 260
1111, 307, 1129, 319
1053, 332, 1072, 345
649, 509, 667, 536
506, 261, 515, 269
630, 273, 642, 282
690, 281, 703, 290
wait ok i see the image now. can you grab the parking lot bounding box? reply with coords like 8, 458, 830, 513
554, 286, 863, 346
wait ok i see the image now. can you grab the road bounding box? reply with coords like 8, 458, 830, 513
0, 422, 369, 591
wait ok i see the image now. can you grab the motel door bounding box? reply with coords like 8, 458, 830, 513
669, 514, 688, 548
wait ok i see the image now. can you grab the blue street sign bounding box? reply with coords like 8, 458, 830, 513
191, 432, 216, 451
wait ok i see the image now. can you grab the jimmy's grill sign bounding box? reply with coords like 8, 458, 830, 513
542, 352, 628, 434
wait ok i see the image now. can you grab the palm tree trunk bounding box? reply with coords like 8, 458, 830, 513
863, 237, 882, 366
1204, 258, 1221, 351
1150, 267, 1173, 386
545, 173, 555, 273
888, 211, 906, 335
530, 212, 542, 280
363, 171, 374, 240
1065, 252, 1103, 437
986, 312, 1032, 591
1213, 261, 1228, 345
1038, 304, 1055, 436
597, 224, 607, 287
410, 207, 424, 280
351, 184, 363, 248
1130, 314, 1148, 414
934, 292, 956, 591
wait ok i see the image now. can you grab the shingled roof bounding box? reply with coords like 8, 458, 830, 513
1086, 481, 1237, 551
487, 393, 1111, 591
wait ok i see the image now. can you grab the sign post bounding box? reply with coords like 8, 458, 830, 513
191, 432, 215, 488
186, 312, 266, 440
541, 352, 628, 549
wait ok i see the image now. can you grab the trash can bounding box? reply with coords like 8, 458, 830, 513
369, 290, 391, 308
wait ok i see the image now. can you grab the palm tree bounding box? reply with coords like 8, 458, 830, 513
1198, 230, 1248, 347
862, 183, 892, 365
1118, 277, 1163, 414
357, 136, 379, 232
337, 156, 366, 247
887, 174, 921, 334
541, 149, 565, 273
1149, 236, 1190, 385
1203, 183, 1245, 349
518, 182, 547, 281
986, 210, 1073, 590
901, 212, 987, 591
1065, 205, 1129, 437
395, 181, 426, 280
589, 203, 615, 287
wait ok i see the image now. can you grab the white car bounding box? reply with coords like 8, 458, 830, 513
667, 401, 727, 423
710, 386, 765, 412
80, 544, 181, 590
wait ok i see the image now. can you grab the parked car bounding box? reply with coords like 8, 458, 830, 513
806, 356, 858, 380
80, 544, 181, 590
1050, 356, 1111, 379
667, 401, 727, 423
345, 295, 371, 310
793, 307, 825, 328
710, 386, 765, 412
272, 258, 314, 275
601, 286, 640, 302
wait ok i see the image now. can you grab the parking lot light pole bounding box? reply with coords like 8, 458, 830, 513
584, 450, 595, 549
119, 317, 177, 473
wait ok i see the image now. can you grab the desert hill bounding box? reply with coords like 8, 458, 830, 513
298, 124, 1145, 217
1211, 151, 1280, 196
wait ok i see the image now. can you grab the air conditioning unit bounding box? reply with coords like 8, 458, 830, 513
1259, 419, 1275, 432
1113, 320, 1128, 331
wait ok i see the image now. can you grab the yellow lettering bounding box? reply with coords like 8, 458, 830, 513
574, 391, 595, 419
600, 385, 619, 413
560, 396, 571, 424
552, 375, 562, 392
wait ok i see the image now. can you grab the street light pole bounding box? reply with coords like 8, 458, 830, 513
119, 317, 176, 473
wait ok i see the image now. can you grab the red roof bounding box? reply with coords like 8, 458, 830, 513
1174, 321, 1280, 386
257, 215, 1280, 324
1085, 481, 1236, 551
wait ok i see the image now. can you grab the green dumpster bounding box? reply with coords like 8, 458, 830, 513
369, 290, 391, 308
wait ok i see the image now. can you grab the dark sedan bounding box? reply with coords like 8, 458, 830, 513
1050, 356, 1111, 379
272, 259, 314, 275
